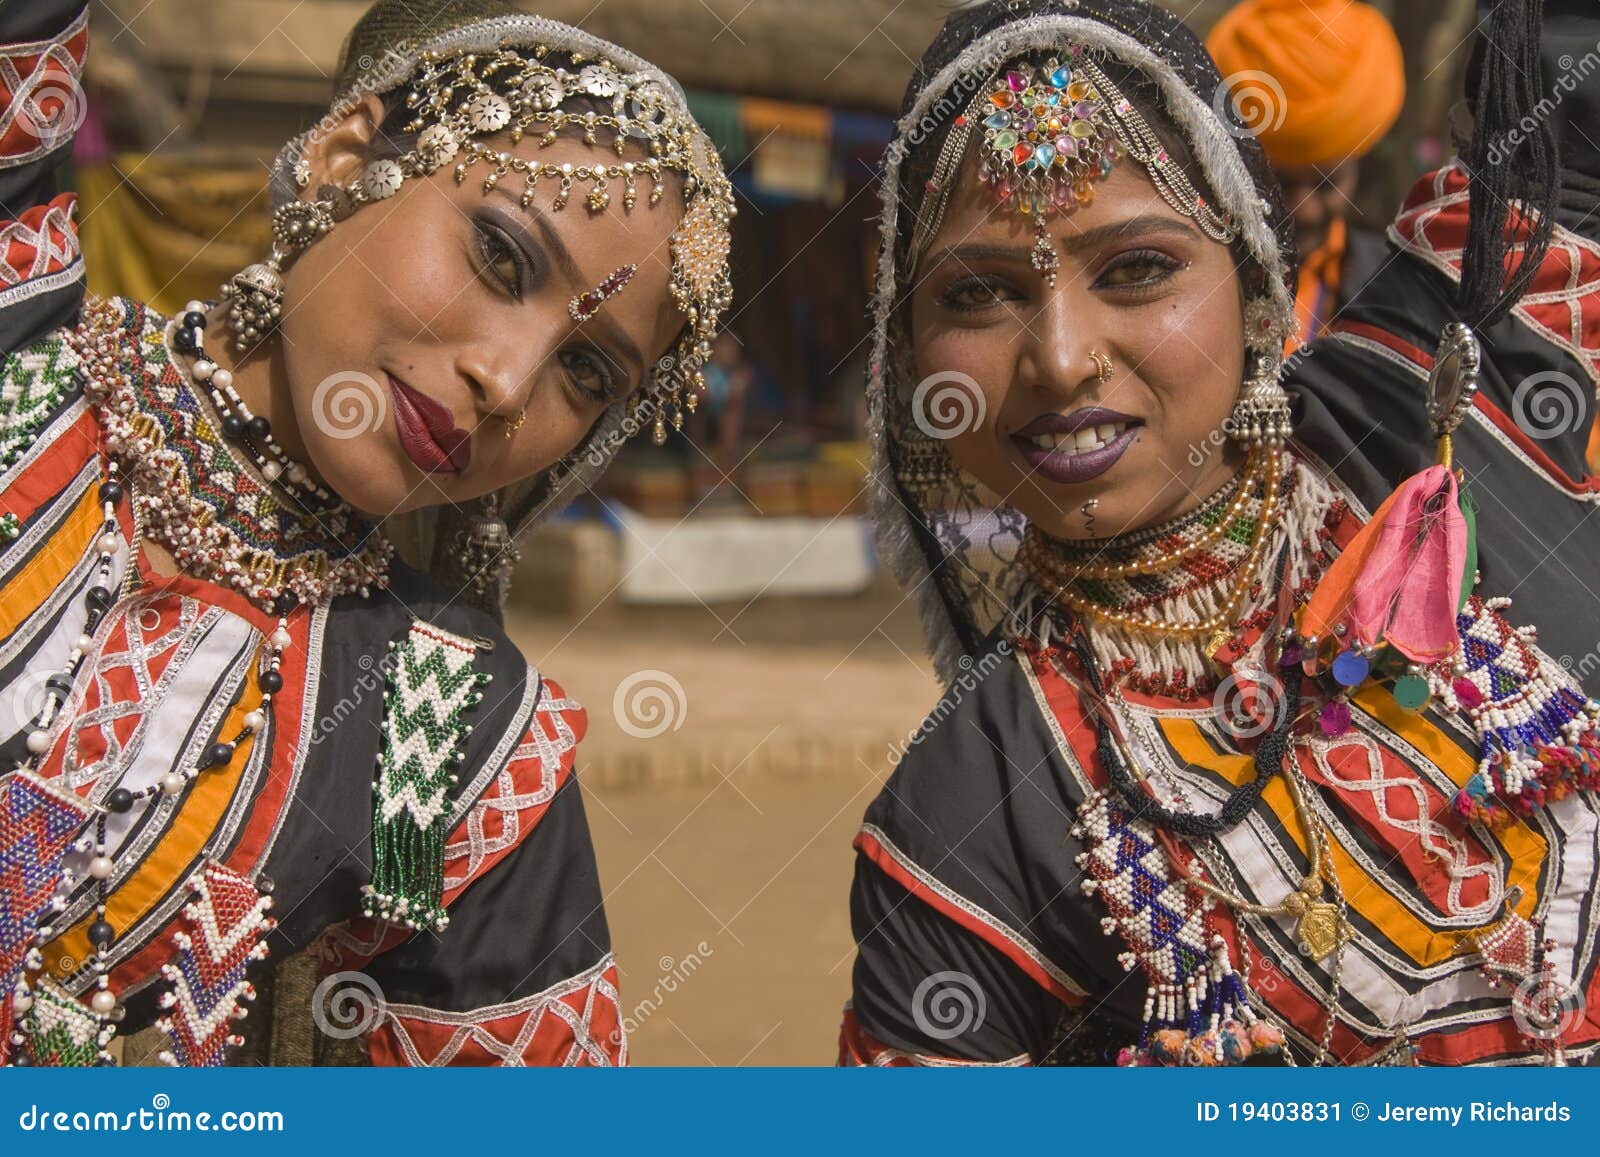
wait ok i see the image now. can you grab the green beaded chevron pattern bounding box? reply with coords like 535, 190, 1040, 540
365, 620, 489, 932
23, 979, 100, 1067
0, 336, 79, 472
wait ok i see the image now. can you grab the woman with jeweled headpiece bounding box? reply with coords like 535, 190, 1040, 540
0, 0, 733, 1066
841, 0, 1600, 1066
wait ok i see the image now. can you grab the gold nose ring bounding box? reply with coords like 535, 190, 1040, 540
1089, 350, 1113, 383
502, 407, 526, 439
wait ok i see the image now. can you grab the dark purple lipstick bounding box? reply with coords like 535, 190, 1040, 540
1012, 407, 1142, 484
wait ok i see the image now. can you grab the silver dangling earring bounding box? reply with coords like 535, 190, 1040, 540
219, 194, 336, 355
1226, 297, 1294, 448
451, 492, 521, 611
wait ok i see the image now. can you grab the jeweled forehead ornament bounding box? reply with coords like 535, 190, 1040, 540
570, 263, 637, 322
908, 45, 1238, 286
980, 56, 1119, 285
228, 45, 736, 446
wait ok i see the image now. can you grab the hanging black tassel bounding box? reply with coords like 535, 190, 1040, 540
1460, 0, 1560, 332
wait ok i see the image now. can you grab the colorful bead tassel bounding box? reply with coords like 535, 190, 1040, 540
155, 861, 274, 1067
1071, 793, 1285, 1066
1441, 596, 1600, 826
19, 979, 101, 1067
0, 772, 92, 1065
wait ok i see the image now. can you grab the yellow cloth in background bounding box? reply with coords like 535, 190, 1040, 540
78, 151, 270, 316
1206, 0, 1404, 168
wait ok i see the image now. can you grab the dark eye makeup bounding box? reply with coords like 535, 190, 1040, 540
472, 215, 532, 299
559, 346, 621, 405
469, 208, 631, 408
1092, 248, 1189, 290
936, 273, 1024, 312
931, 244, 1189, 314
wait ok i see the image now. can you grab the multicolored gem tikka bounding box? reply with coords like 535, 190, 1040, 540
977, 57, 1122, 284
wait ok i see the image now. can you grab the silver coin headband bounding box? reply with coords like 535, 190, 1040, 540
908, 44, 1236, 286
228, 45, 736, 445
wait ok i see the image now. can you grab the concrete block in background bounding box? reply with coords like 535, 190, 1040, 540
510, 520, 622, 616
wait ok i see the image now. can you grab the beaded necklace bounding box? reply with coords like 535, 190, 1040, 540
72, 296, 393, 614
1019, 447, 1280, 645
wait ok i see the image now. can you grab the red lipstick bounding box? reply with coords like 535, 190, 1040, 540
387, 372, 471, 474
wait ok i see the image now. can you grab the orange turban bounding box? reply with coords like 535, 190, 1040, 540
1206, 0, 1405, 168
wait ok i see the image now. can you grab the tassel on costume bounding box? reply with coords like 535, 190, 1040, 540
362, 620, 490, 933
154, 862, 275, 1067
1071, 793, 1286, 1067
1301, 463, 1468, 665
1299, 466, 1600, 826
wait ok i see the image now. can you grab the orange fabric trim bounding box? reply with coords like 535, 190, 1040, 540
1156, 704, 1537, 968
1291, 216, 1346, 348
1353, 685, 1544, 912
45, 662, 268, 985
0, 403, 99, 518
0, 480, 100, 640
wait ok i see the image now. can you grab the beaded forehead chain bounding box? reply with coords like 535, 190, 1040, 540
909, 44, 1236, 285
236, 44, 735, 445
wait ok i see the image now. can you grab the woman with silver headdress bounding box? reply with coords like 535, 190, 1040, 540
841, 0, 1600, 1066
0, 0, 732, 1066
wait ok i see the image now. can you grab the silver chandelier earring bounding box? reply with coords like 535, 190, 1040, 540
450, 491, 521, 611
1226, 297, 1294, 448
219, 190, 338, 354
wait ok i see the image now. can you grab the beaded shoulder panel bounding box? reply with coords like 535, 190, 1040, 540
0, 329, 82, 473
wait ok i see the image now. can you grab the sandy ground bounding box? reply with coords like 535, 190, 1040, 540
504, 588, 941, 1065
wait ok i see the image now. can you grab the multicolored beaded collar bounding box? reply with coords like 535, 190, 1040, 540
68, 296, 392, 612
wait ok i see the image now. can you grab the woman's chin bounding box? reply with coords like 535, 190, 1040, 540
304, 457, 414, 520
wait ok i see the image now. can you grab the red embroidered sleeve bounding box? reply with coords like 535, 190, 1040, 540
368, 957, 623, 1067
440, 673, 587, 898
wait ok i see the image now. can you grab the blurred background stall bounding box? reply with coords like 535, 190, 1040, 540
79, 0, 1480, 1064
